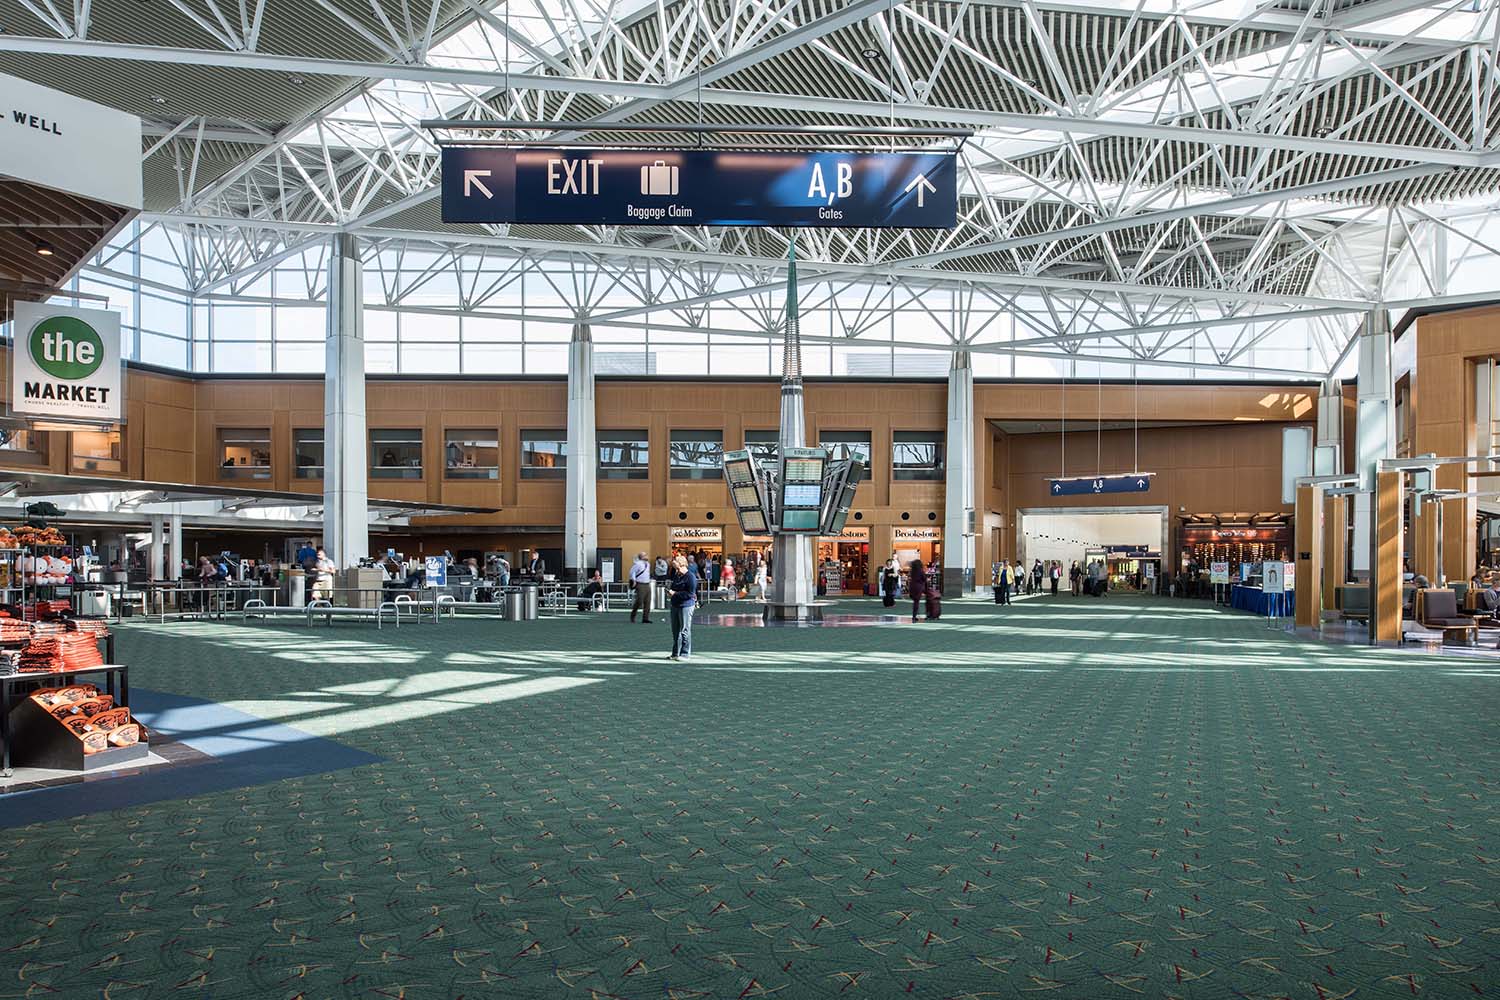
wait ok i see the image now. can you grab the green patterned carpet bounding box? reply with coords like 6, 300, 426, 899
2, 595, 1497, 999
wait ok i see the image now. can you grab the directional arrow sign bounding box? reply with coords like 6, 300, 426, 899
904, 172, 936, 207
1047, 474, 1155, 496
441, 147, 956, 227
464, 169, 493, 199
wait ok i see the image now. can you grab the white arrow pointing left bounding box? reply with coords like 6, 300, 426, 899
904, 173, 936, 207
464, 169, 494, 199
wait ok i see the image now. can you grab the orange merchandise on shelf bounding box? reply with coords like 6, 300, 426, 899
60, 633, 104, 670
106, 724, 140, 747
79, 729, 109, 754
90, 708, 129, 731
48, 695, 113, 722
0, 619, 34, 643
18, 636, 64, 672
32, 684, 98, 707
67, 618, 110, 639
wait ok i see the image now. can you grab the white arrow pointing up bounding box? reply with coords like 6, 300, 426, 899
464, 169, 494, 199
904, 172, 936, 207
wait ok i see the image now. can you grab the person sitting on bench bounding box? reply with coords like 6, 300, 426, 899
577, 570, 605, 611
1476, 579, 1500, 621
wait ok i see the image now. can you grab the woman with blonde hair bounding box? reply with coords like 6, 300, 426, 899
668, 554, 699, 660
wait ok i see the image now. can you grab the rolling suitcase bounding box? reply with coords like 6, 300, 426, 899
925, 592, 941, 621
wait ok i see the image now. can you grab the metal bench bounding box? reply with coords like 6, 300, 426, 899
391, 594, 454, 623
305, 599, 400, 629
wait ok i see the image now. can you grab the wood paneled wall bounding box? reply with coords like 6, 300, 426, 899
1409, 305, 1500, 582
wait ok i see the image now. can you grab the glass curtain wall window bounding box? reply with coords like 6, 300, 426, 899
744, 430, 779, 468
598, 431, 649, 480
820, 431, 872, 466
892, 431, 944, 480
0, 428, 48, 465
670, 430, 724, 480
445, 429, 500, 479
293, 429, 324, 479
520, 431, 567, 479
370, 429, 423, 479
218, 428, 272, 480
71, 429, 123, 473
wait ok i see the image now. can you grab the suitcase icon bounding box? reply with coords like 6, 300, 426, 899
641, 160, 678, 196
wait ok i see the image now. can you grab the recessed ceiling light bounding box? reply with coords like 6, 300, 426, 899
150, 94, 167, 105
34, 240, 54, 256
288, 73, 306, 86
860, 47, 880, 59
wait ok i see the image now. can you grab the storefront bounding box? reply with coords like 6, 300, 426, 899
892, 526, 943, 592
670, 526, 723, 563
816, 526, 871, 594
1179, 519, 1290, 581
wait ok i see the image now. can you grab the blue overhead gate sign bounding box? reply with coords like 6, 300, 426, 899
441, 147, 957, 228
1048, 475, 1154, 496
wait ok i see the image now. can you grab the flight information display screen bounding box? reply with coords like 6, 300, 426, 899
731, 485, 762, 507
783, 458, 823, 481
782, 509, 820, 531
739, 509, 768, 534
724, 454, 756, 486
782, 483, 822, 507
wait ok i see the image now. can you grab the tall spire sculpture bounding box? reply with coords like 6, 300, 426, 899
770, 238, 816, 612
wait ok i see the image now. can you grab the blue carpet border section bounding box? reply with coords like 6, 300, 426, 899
0, 688, 382, 828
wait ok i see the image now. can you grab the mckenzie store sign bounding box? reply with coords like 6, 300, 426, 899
10, 302, 122, 424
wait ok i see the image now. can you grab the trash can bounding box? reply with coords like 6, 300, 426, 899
653, 581, 668, 612
504, 591, 524, 621
288, 568, 306, 607
522, 584, 539, 620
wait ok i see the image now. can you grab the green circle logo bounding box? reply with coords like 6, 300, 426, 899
29, 316, 104, 380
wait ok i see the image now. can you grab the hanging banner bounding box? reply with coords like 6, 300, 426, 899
9, 302, 123, 424
0, 72, 143, 209
442, 148, 957, 228
1048, 473, 1154, 496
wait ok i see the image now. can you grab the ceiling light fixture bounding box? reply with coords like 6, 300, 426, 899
150, 94, 167, 105
34, 240, 54, 256
860, 47, 880, 59
289, 73, 306, 86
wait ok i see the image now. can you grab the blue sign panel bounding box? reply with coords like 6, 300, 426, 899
424, 555, 447, 588
1048, 475, 1153, 496
440, 147, 957, 228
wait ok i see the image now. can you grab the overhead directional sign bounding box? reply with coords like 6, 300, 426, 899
440, 147, 957, 228
1048, 474, 1154, 496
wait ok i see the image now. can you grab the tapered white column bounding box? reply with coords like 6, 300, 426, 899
168, 512, 182, 580
1352, 310, 1393, 574
1315, 376, 1343, 476
944, 350, 976, 595
149, 514, 164, 580
770, 379, 815, 609
324, 234, 368, 570
565, 322, 598, 580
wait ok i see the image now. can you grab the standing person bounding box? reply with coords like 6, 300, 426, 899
907, 558, 928, 623
654, 554, 669, 582
1070, 561, 1082, 596
1050, 561, 1061, 596
628, 551, 653, 624
995, 560, 1011, 605
295, 540, 317, 571
497, 555, 511, 589
882, 558, 898, 608
1032, 559, 1044, 596
721, 559, 736, 595
668, 554, 698, 661
527, 551, 546, 577
312, 547, 336, 602
753, 559, 768, 601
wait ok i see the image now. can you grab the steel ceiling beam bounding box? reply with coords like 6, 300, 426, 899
2, 34, 1493, 168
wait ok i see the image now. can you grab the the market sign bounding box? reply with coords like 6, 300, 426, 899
441, 148, 957, 228
1048, 473, 1154, 496
10, 302, 122, 423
